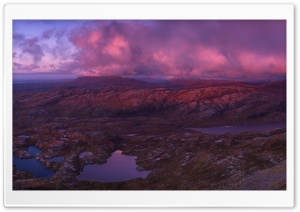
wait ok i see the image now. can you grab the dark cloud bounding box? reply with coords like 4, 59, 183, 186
13, 62, 40, 71
55, 61, 82, 73
21, 37, 45, 62
13, 33, 25, 43
41, 29, 54, 40
55, 29, 66, 40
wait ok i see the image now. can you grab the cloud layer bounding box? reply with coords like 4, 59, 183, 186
13, 20, 286, 81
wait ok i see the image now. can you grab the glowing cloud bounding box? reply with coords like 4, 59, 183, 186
13, 20, 286, 81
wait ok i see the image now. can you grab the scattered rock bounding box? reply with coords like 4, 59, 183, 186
79, 151, 93, 159
18, 135, 30, 139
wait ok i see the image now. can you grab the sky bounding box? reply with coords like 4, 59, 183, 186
13, 20, 286, 81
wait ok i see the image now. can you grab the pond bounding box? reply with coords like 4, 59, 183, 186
79, 151, 93, 158
127, 134, 137, 137
187, 122, 286, 134
18, 135, 30, 139
77, 150, 151, 182
13, 146, 64, 178
13, 157, 55, 178
27, 146, 42, 156
49, 157, 64, 162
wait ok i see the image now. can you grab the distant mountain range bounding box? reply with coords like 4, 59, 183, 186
13, 75, 277, 92
13, 76, 286, 125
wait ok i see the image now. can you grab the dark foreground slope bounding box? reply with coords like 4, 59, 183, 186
13, 77, 286, 190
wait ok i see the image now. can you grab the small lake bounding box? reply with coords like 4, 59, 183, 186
77, 150, 151, 182
127, 134, 137, 137
79, 151, 93, 158
49, 157, 64, 162
27, 146, 42, 156
18, 135, 30, 139
13, 157, 55, 178
13, 146, 64, 178
187, 122, 286, 134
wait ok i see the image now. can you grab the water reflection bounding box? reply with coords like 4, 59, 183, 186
77, 150, 151, 182
27, 146, 42, 156
79, 151, 93, 158
13, 157, 55, 178
49, 157, 64, 162
187, 122, 286, 134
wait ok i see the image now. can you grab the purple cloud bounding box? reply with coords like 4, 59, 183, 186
41, 29, 54, 40
13, 20, 286, 81
21, 37, 44, 62
13, 62, 40, 71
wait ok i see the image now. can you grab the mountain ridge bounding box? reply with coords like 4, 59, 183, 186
13, 75, 286, 92
13, 80, 286, 125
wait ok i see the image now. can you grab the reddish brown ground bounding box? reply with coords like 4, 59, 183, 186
13, 77, 286, 190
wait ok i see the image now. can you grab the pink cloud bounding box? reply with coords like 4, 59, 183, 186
87, 30, 102, 46
237, 51, 286, 75
103, 36, 130, 59
13, 20, 286, 81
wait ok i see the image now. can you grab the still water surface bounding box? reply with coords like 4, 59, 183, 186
13, 146, 63, 178
187, 122, 286, 134
27, 146, 42, 156
13, 157, 55, 178
49, 157, 64, 162
77, 150, 151, 182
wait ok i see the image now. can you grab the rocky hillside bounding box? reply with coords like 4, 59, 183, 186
12, 77, 287, 190
13, 78, 286, 125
